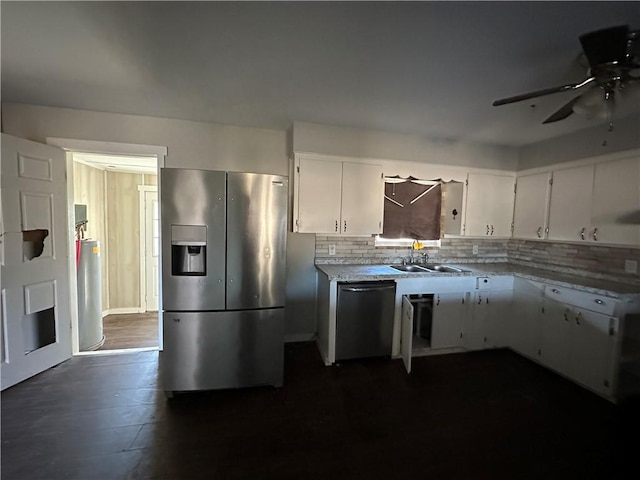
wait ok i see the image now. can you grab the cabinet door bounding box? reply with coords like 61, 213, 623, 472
548, 165, 594, 241
465, 292, 488, 350
295, 157, 342, 233
484, 290, 513, 348
431, 292, 466, 349
401, 296, 414, 374
539, 299, 572, 376
464, 173, 515, 237
513, 172, 551, 239
510, 290, 542, 359
592, 155, 640, 246
569, 307, 616, 396
341, 162, 384, 235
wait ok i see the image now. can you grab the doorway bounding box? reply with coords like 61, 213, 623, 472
71, 152, 160, 354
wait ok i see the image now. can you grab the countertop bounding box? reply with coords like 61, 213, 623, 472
315, 262, 640, 299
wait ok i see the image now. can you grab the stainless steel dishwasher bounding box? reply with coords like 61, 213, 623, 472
336, 281, 396, 361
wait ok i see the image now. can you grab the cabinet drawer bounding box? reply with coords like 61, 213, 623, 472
543, 285, 617, 316
476, 276, 513, 291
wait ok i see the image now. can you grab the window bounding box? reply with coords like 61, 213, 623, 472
377, 176, 442, 246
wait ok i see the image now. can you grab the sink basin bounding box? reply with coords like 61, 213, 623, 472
425, 265, 466, 273
389, 264, 431, 273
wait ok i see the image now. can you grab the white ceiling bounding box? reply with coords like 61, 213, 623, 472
2, 2, 639, 147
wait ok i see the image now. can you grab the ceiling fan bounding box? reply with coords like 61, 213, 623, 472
493, 25, 640, 128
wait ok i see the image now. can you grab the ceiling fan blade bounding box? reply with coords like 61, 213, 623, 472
542, 96, 582, 124
492, 77, 595, 106
579, 25, 629, 69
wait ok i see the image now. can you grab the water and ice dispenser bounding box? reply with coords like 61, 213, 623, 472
171, 225, 207, 276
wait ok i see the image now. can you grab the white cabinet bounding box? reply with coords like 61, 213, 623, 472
513, 172, 552, 239
293, 155, 384, 235
466, 290, 512, 350
539, 286, 619, 396
591, 155, 640, 246
463, 173, 515, 237
548, 164, 594, 242
431, 292, 467, 349
510, 279, 544, 359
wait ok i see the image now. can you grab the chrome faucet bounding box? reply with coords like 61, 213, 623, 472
420, 252, 429, 265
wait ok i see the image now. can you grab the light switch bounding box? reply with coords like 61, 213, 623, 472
472, 245, 479, 255
329, 244, 336, 255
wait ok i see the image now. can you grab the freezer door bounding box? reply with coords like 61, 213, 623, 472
160, 309, 284, 392
161, 168, 226, 311
226, 172, 288, 310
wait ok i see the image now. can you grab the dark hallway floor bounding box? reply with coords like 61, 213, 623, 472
1, 343, 637, 479
98, 312, 159, 351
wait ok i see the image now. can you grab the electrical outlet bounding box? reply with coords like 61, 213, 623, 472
625, 259, 638, 274
472, 245, 479, 255
328, 244, 336, 256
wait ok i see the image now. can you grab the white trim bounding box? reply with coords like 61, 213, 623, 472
284, 333, 316, 343
65, 152, 80, 355
46, 138, 167, 157
74, 346, 159, 356
102, 308, 145, 317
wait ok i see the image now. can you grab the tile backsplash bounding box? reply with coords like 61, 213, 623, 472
314, 236, 640, 285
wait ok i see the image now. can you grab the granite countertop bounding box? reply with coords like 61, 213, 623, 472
316, 263, 640, 299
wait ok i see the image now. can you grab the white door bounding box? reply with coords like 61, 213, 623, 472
548, 165, 594, 241
513, 172, 552, 239
431, 292, 465, 349
340, 162, 384, 235
144, 190, 159, 311
1, 134, 72, 390
401, 296, 414, 373
295, 157, 342, 233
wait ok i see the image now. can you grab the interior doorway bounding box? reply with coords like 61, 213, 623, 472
71, 152, 160, 354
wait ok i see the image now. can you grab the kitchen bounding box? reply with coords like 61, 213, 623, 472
2, 2, 640, 479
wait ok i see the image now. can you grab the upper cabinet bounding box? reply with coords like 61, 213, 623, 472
463, 173, 515, 237
547, 164, 595, 242
293, 155, 384, 235
513, 172, 552, 239
546, 154, 640, 245
591, 156, 640, 246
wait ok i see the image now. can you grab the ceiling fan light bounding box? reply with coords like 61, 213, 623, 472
572, 88, 607, 119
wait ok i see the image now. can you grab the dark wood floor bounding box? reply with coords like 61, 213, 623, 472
2, 343, 638, 480
98, 312, 159, 351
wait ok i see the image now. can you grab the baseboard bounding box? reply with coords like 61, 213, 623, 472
102, 308, 145, 317
284, 333, 315, 343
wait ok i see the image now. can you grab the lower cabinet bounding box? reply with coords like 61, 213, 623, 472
510, 289, 544, 359
431, 292, 467, 349
469, 290, 513, 349
540, 299, 617, 396
401, 291, 469, 373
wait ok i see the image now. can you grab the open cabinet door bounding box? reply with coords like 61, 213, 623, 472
1, 134, 72, 390
401, 296, 414, 373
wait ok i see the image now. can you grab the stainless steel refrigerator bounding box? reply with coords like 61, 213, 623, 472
159, 168, 287, 395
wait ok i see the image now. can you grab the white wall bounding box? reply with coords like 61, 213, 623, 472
519, 114, 640, 171
293, 121, 519, 171
2, 103, 288, 175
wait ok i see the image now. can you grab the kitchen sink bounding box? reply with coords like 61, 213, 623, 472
389, 264, 431, 273
426, 265, 466, 273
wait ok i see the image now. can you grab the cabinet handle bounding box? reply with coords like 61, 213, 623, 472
335, 220, 338, 232
478, 295, 482, 304
536, 227, 542, 238
486, 225, 490, 235
436, 295, 440, 306
491, 225, 494, 235
564, 311, 569, 322
344, 220, 347, 232
580, 227, 586, 240
595, 298, 604, 305
551, 288, 560, 294
593, 228, 598, 241
576, 312, 582, 325
486, 297, 489, 304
